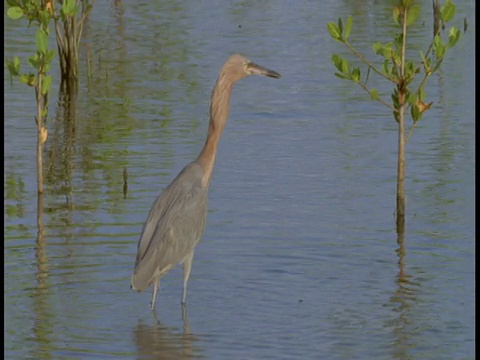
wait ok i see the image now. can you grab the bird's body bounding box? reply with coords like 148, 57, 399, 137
131, 162, 207, 292
131, 54, 280, 310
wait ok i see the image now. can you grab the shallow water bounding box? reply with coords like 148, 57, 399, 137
4, 1, 475, 359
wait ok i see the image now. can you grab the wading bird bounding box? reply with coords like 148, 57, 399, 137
130, 54, 281, 310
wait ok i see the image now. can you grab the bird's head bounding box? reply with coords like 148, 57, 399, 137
221, 53, 281, 83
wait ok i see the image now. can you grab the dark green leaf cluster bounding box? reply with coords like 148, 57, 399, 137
60, 0, 79, 21
6, 0, 60, 127
6, 1, 56, 95
332, 54, 362, 83
6, 57, 20, 76
7, 1, 52, 30
327, 0, 462, 125
327, 16, 353, 43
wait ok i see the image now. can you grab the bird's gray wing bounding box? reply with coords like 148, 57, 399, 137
134, 162, 207, 273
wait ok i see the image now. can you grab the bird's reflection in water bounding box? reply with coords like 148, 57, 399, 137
133, 306, 203, 359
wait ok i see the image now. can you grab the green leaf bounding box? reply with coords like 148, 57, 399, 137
41, 75, 52, 95
406, 4, 420, 26
19, 74, 29, 85
393, 55, 401, 66
20, 73, 36, 86
351, 67, 360, 83
382, 60, 389, 75
402, 0, 413, 7
344, 16, 353, 41
390, 66, 399, 82
38, 10, 51, 29
332, 54, 342, 72
418, 86, 425, 101
341, 57, 350, 75
393, 111, 400, 123
424, 57, 432, 71
7, 56, 20, 76
419, 51, 426, 64
441, 0, 456, 23
36, 29, 48, 54
7, 62, 16, 76
406, 60, 415, 73
404, 61, 415, 84
433, 35, 445, 59
370, 88, 378, 100
391, 92, 399, 108
337, 17, 343, 36
447, 26, 461, 48
334, 72, 348, 80
332, 54, 349, 74
411, 103, 421, 122
394, 33, 403, 48
437, 43, 445, 59
378, 42, 394, 60
62, 0, 78, 16
327, 22, 342, 41
28, 54, 40, 70
407, 92, 417, 105
372, 42, 383, 55
14, 56, 20, 72
392, 6, 401, 26
45, 49, 56, 63
7, 6, 23, 20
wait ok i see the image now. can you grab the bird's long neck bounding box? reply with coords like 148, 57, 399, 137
197, 73, 234, 188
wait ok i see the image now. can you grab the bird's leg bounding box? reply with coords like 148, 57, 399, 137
181, 303, 192, 335
182, 251, 195, 304
150, 278, 160, 311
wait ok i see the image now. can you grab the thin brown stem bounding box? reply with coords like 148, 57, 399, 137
36, 80, 44, 197
344, 41, 398, 83
36, 56, 46, 234
401, 15, 407, 78
357, 81, 397, 112
405, 121, 417, 144
395, 4, 408, 235
415, 70, 431, 97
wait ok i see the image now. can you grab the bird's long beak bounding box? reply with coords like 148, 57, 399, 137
247, 62, 281, 79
